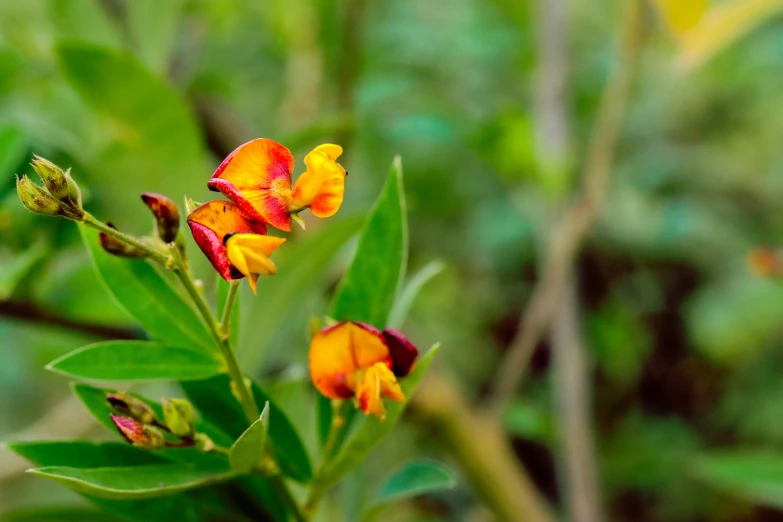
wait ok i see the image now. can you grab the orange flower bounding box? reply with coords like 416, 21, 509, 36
309, 322, 418, 420
187, 200, 284, 294
207, 139, 346, 232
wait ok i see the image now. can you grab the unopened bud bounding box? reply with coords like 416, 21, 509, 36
110, 414, 165, 449
64, 168, 83, 208
162, 398, 195, 437
99, 223, 147, 258
17, 175, 62, 216
141, 193, 180, 243
31, 155, 69, 201
194, 433, 215, 453
107, 392, 157, 424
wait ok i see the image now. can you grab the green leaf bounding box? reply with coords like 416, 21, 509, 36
27, 464, 236, 500
329, 156, 408, 327
48, 0, 123, 49
126, 0, 183, 73
388, 260, 445, 329
0, 242, 47, 300
0, 126, 27, 181
6, 441, 167, 468
80, 224, 213, 352
181, 376, 313, 482
229, 402, 270, 474
238, 216, 363, 369
362, 460, 457, 520
318, 344, 440, 491
47, 340, 223, 381
694, 452, 783, 509
319, 158, 409, 447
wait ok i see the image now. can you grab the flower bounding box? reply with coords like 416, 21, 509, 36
187, 200, 284, 294
309, 322, 419, 420
207, 139, 346, 232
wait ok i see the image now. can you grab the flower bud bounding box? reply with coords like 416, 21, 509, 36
16, 175, 63, 216
64, 168, 83, 208
110, 414, 165, 449
99, 223, 147, 258
107, 392, 157, 424
162, 398, 195, 437
31, 155, 70, 201
141, 193, 180, 243
194, 433, 215, 453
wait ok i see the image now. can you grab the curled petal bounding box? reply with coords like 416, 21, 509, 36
141, 193, 180, 243
207, 139, 295, 231
356, 362, 405, 420
225, 233, 286, 294
382, 328, 419, 377
291, 144, 346, 218
187, 201, 267, 281
309, 322, 391, 400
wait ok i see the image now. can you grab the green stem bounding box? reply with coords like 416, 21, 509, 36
269, 475, 307, 522
304, 401, 346, 518
220, 280, 240, 335
169, 245, 259, 422
83, 213, 169, 264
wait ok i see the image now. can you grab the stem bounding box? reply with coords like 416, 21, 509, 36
303, 401, 345, 518
169, 245, 259, 422
83, 213, 169, 264
220, 280, 240, 335
269, 475, 307, 522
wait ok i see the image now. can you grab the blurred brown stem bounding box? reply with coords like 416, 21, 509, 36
552, 281, 602, 522
487, 0, 645, 415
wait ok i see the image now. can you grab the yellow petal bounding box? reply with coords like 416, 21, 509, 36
290, 144, 346, 218
356, 362, 405, 420
225, 234, 286, 293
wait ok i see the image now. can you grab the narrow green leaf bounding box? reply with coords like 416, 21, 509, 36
373, 460, 457, 504
0, 126, 27, 182
47, 341, 223, 381
0, 242, 47, 300
329, 156, 408, 327
229, 402, 270, 474
181, 376, 312, 482
27, 464, 236, 500
0, 507, 124, 522
48, 0, 123, 48
79, 224, 213, 351
6, 441, 167, 468
126, 0, 183, 73
319, 158, 409, 448
319, 344, 440, 490
694, 452, 783, 509
388, 260, 445, 329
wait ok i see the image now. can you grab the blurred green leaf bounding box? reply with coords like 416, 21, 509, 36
47, 0, 122, 49
28, 464, 236, 500
0, 241, 46, 300
238, 216, 363, 369
319, 158, 409, 447
0, 126, 27, 182
55, 42, 206, 225
126, 0, 183, 73
317, 344, 440, 492
502, 399, 553, 443
694, 452, 783, 509
46, 340, 223, 381
229, 402, 270, 474
80, 224, 213, 351
181, 375, 312, 482
389, 260, 445, 329
0, 507, 124, 522
375, 460, 456, 502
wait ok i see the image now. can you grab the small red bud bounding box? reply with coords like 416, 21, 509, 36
99, 223, 147, 258
382, 328, 419, 377
141, 193, 180, 243
110, 414, 164, 449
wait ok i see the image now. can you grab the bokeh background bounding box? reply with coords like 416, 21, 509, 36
2, 0, 783, 521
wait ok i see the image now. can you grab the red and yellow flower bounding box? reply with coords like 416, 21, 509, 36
187, 200, 284, 294
309, 322, 419, 420
207, 139, 346, 232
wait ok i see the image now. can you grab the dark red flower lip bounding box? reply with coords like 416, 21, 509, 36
382, 328, 418, 377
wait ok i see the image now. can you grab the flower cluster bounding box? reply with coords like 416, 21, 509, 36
188, 139, 346, 294
309, 322, 419, 420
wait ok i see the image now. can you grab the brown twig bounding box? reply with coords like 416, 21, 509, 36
0, 299, 139, 340
487, 0, 646, 415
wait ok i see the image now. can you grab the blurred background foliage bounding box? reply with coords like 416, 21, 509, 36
3, 0, 783, 521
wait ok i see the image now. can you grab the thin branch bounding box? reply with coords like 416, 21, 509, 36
487, 0, 646, 415
552, 281, 602, 522
0, 299, 139, 340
